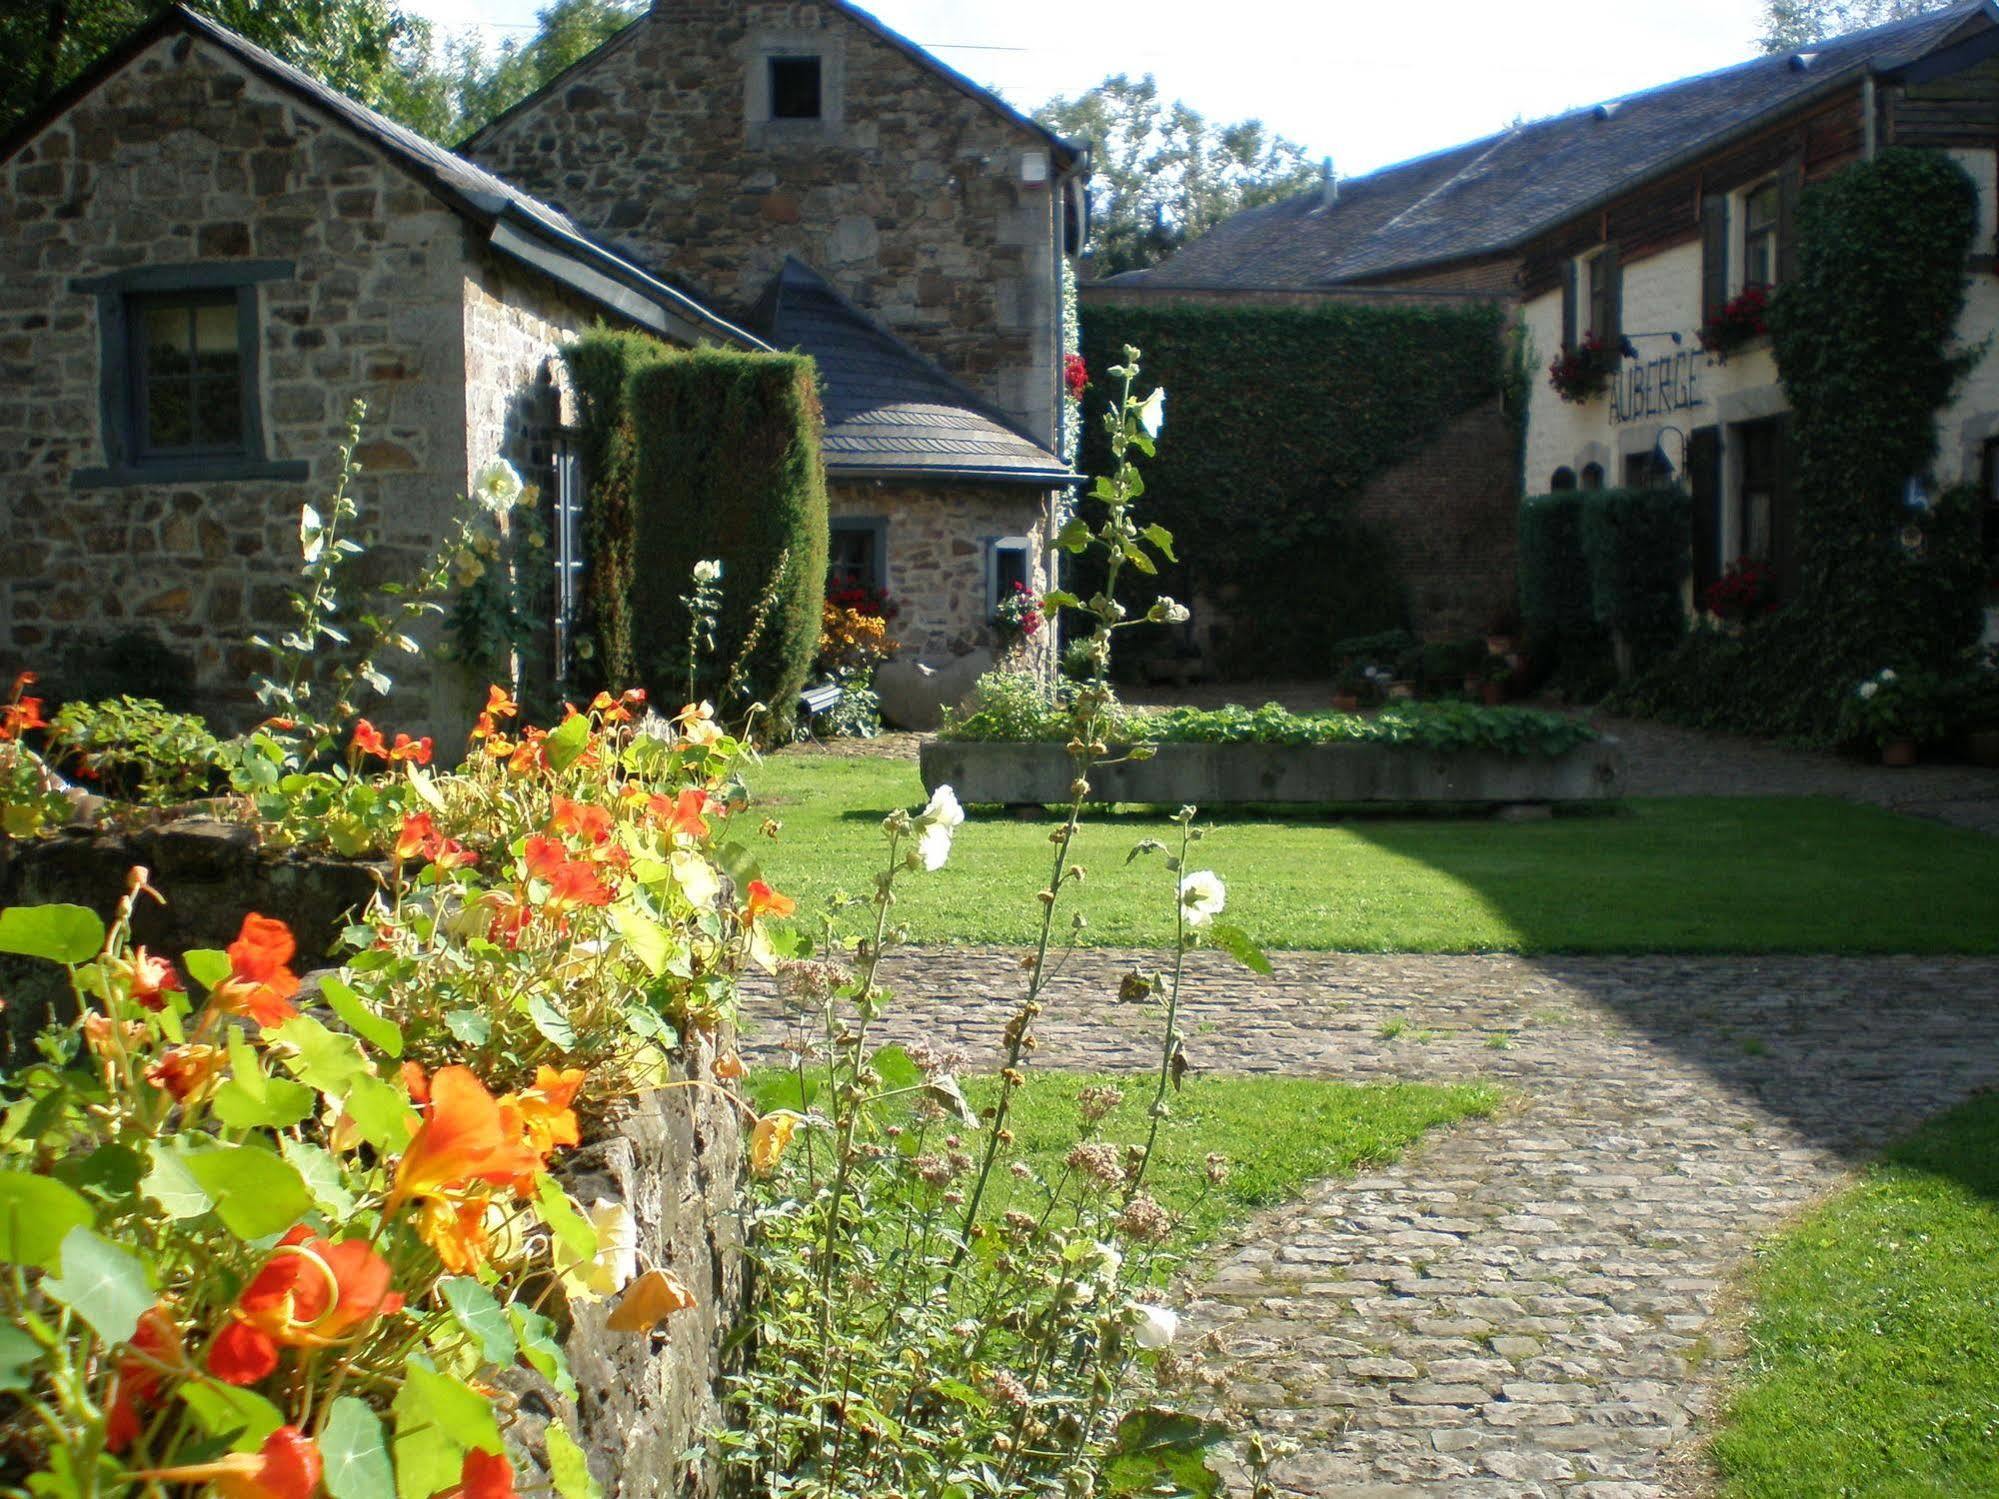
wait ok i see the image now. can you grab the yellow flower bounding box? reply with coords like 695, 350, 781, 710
749, 1110, 804, 1174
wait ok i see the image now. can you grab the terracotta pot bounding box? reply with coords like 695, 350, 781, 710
1881, 738, 1918, 768
1480, 681, 1506, 707
1332, 693, 1360, 713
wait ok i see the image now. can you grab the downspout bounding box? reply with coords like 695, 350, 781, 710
1047, 147, 1091, 688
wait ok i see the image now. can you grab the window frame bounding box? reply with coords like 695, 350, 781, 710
986, 535, 1034, 616
1739, 177, 1781, 293
69, 260, 304, 489
828, 516, 889, 593
767, 55, 823, 121
128, 289, 251, 461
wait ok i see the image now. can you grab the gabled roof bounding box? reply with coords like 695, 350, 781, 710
1111, 0, 1997, 292
462, 0, 1083, 171
1, 6, 765, 349
753, 257, 1073, 486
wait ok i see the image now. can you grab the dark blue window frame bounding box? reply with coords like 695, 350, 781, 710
829, 516, 888, 591
70, 260, 308, 488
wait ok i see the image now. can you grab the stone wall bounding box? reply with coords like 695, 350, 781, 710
466, 0, 1071, 444
829, 481, 1051, 667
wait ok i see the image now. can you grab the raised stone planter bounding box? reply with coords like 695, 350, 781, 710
918, 737, 1624, 807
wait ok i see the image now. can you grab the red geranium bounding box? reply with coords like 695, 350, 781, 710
1063, 353, 1089, 402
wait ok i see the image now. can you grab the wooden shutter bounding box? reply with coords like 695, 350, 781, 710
1689, 425, 1723, 599
1561, 261, 1578, 352
1776, 159, 1803, 286
1599, 242, 1622, 345
1701, 193, 1729, 319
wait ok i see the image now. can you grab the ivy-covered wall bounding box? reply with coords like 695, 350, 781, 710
1077, 300, 1513, 674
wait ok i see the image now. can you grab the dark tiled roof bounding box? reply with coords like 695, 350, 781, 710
3, 6, 762, 347
1111, 0, 1993, 291
753, 258, 1072, 486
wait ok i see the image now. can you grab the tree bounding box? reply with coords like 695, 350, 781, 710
1758, 0, 1955, 51
447, 0, 642, 139
1034, 74, 1319, 277
0, 0, 447, 140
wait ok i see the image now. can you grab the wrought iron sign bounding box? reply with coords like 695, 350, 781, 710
1610, 343, 1705, 426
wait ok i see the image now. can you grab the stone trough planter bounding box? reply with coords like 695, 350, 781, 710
919, 737, 1625, 808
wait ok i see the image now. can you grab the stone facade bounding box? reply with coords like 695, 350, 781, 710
0, 35, 607, 741
830, 481, 1052, 668
466, 0, 1080, 448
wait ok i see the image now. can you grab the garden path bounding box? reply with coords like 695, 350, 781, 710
741, 948, 1999, 1496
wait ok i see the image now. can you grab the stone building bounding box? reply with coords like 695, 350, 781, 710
463, 0, 1084, 699
0, 5, 761, 740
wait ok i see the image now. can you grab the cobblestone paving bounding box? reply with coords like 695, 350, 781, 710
742, 948, 1999, 1496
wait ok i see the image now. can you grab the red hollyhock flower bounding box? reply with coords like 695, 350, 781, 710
211, 914, 301, 1028
209, 1226, 404, 1385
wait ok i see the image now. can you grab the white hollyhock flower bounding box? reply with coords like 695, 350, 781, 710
693, 559, 723, 584
917, 821, 954, 872
1858, 681, 1879, 700
1132, 1303, 1178, 1349
473, 458, 524, 515
1136, 387, 1166, 439
919, 784, 964, 830
1178, 870, 1226, 928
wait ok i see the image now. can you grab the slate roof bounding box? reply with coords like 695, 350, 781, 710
1, 6, 765, 349
753, 258, 1073, 486
1111, 0, 1996, 292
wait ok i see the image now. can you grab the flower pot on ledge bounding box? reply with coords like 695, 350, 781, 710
1881, 738, 1918, 768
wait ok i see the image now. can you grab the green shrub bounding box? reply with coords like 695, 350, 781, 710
1579, 486, 1691, 671
47, 696, 224, 805
1517, 490, 1610, 688
942, 697, 1597, 757
627, 349, 828, 734
561, 327, 680, 690
1079, 300, 1504, 672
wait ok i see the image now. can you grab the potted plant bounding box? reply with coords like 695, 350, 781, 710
1703, 556, 1777, 627
1547, 332, 1629, 405
1841, 667, 1944, 766
991, 579, 1042, 657
1698, 283, 1770, 363
1332, 666, 1366, 713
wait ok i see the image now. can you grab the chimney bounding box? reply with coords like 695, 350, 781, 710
1321, 156, 1339, 209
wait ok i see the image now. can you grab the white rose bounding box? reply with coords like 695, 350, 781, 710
473, 458, 524, 515
1132, 1303, 1178, 1349
1136, 387, 1166, 439
1178, 870, 1226, 928
693, 559, 724, 584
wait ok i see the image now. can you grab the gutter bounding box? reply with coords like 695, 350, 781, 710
827, 464, 1079, 486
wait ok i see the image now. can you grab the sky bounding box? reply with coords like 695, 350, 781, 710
402, 0, 1782, 176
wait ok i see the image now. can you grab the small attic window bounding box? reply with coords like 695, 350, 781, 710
1789, 51, 1820, 72
768, 56, 822, 120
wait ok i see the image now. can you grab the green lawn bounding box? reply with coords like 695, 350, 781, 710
1711, 1091, 1999, 1496
751, 1067, 1499, 1254
743, 753, 1999, 954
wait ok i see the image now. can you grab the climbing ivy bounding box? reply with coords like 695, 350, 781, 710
1615, 149, 1989, 741
1078, 299, 1509, 673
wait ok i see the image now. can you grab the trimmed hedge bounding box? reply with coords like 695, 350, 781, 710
627, 350, 828, 734
561, 328, 679, 690
1579, 486, 1690, 671
1517, 490, 1604, 680
1078, 300, 1508, 673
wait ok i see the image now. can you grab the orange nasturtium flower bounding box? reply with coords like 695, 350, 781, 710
745, 880, 796, 923
387, 732, 434, 765
390, 1065, 546, 1271
549, 796, 614, 847
209, 1226, 405, 1385
146, 1043, 226, 1105
210, 914, 301, 1028
524, 835, 615, 913
651, 787, 711, 841
396, 811, 440, 862
132, 1425, 321, 1499
430, 1447, 519, 1499
1, 673, 47, 742
499, 1065, 584, 1162
349, 719, 388, 759
123, 947, 184, 1012
104, 1305, 185, 1453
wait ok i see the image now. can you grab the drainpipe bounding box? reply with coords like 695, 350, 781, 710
1047, 146, 1091, 689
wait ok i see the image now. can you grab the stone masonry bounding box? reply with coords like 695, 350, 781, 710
0, 34, 610, 740
466, 0, 1078, 447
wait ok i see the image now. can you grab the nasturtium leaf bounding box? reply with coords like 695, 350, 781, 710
141, 1142, 211, 1219
272, 1016, 370, 1094
509, 1304, 577, 1399
321, 975, 403, 1058
527, 994, 577, 1050
711, 842, 761, 888
443, 1010, 492, 1047
546, 1422, 602, 1499
182, 948, 231, 992
321, 1396, 396, 1499
0, 1172, 94, 1270
0, 1324, 40, 1393
23, 1445, 123, 1498
1207, 923, 1273, 977
438, 1277, 517, 1365
0, 905, 104, 966
281, 1137, 356, 1219
543, 712, 591, 772
532, 1175, 597, 1265
173, 1143, 310, 1240
210, 1029, 315, 1131
181, 1381, 284, 1451
610, 905, 674, 978
869, 1045, 922, 1093
50, 1144, 144, 1203
337, 1073, 419, 1154
392, 1360, 503, 1499
42, 1228, 152, 1344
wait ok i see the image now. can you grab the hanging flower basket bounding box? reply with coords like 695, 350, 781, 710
1547, 333, 1625, 404
1698, 284, 1770, 362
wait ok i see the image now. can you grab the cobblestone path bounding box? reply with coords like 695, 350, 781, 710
743, 948, 1999, 1496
